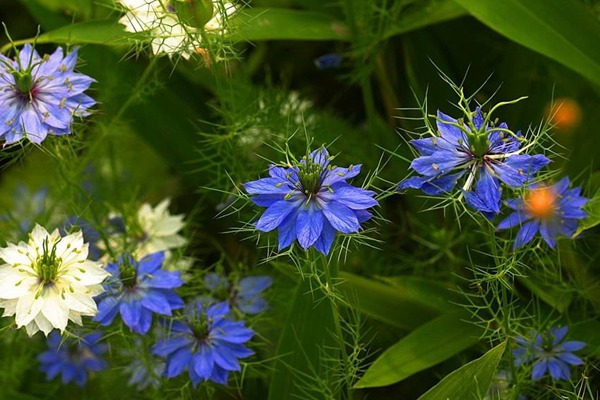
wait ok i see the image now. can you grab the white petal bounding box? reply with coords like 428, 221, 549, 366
15, 291, 44, 327
33, 313, 54, 336
0, 272, 38, 299
63, 291, 98, 315
40, 286, 69, 332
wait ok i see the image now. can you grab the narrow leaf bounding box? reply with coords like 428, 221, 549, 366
418, 341, 506, 400
452, 0, 600, 87
339, 272, 442, 330
268, 278, 339, 400
231, 8, 350, 41
354, 310, 482, 388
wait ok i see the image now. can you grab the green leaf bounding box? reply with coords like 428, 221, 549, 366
574, 188, 600, 237
339, 272, 443, 330
379, 275, 464, 313
268, 278, 339, 400
418, 341, 507, 400
452, 0, 600, 87
383, 0, 467, 39
35, 20, 133, 47
231, 8, 350, 41
354, 310, 483, 388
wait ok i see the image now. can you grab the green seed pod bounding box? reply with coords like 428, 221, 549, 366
172, 0, 214, 29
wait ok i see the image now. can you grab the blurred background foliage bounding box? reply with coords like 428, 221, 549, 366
0, 0, 599, 398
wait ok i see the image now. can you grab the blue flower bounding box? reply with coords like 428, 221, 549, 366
513, 326, 585, 380
314, 53, 344, 70
38, 331, 108, 387
245, 147, 378, 254
127, 357, 166, 390
398, 108, 550, 217
497, 177, 587, 249
0, 44, 95, 144
205, 273, 272, 314
94, 252, 184, 334
152, 301, 254, 386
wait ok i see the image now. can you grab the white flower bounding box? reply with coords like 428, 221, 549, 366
136, 198, 187, 255
117, 0, 237, 59
0, 225, 109, 336
98, 199, 187, 262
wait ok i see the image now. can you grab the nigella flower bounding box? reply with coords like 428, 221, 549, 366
244, 147, 378, 254
38, 331, 108, 387
100, 199, 187, 261
0, 225, 108, 336
513, 326, 585, 380
398, 108, 550, 217
127, 356, 166, 390
94, 252, 184, 334
152, 301, 254, 386
0, 44, 95, 144
117, 0, 237, 59
205, 273, 272, 314
497, 177, 587, 249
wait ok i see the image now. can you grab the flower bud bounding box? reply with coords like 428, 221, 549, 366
172, 0, 214, 29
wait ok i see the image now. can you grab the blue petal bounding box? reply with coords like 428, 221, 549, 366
492, 154, 551, 188
410, 137, 439, 156
487, 124, 521, 154
551, 326, 569, 345
245, 178, 290, 195
165, 346, 192, 378
94, 296, 120, 325
238, 276, 272, 297
193, 345, 215, 379
296, 206, 324, 249
313, 220, 336, 255
472, 107, 484, 131
256, 200, 296, 232
321, 165, 361, 186
323, 184, 377, 210
238, 297, 269, 314
560, 340, 586, 352
497, 212, 528, 230
539, 221, 558, 248
141, 290, 173, 315
465, 168, 501, 215
548, 358, 570, 380
138, 252, 165, 274
514, 220, 540, 249
436, 110, 468, 145
153, 336, 192, 357
556, 351, 583, 366
411, 151, 469, 177
277, 211, 297, 250
322, 201, 360, 234
143, 270, 184, 289
120, 301, 142, 331
212, 346, 241, 371
205, 273, 230, 291
531, 358, 548, 380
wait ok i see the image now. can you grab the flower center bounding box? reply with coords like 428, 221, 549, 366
190, 315, 210, 341
525, 186, 556, 219
12, 70, 37, 101
36, 238, 61, 284
298, 158, 324, 195
120, 258, 139, 289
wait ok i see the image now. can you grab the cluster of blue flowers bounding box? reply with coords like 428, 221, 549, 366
399, 107, 588, 249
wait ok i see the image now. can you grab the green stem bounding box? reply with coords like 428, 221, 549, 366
320, 253, 353, 400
